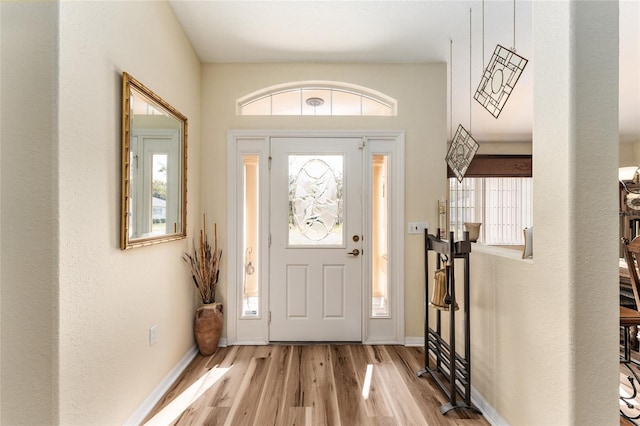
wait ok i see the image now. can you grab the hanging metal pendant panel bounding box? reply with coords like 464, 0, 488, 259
474, 44, 528, 118
445, 124, 479, 183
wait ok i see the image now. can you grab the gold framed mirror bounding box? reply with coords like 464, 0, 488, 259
121, 72, 187, 249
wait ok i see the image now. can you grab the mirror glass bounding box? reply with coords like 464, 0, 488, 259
121, 72, 187, 249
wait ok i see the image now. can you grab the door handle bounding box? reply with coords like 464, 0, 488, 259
347, 249, 360, 256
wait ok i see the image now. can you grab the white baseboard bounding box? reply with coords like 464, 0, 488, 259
228, 340, 268, 345
124, 345, 199, 426
364, 339, 404, 345
404, 336, 507, 426
471, 386, 509, 426
403, 336, 425, 347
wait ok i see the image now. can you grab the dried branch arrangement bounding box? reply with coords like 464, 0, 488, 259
183, 215, 222, 304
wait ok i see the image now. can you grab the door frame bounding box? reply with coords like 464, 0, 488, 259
226, 129, 405, 345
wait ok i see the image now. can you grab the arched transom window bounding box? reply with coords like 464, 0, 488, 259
237, 81, 397, 116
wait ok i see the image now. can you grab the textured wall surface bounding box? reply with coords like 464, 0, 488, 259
0, 3, 58, 424
467, 249, 535, 423
532, 0, 619, 424
56, 2, 201, 423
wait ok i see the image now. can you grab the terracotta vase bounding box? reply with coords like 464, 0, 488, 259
464, 222, 482, 242
194, 302, 223, 356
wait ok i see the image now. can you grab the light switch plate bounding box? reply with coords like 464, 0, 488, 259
149, 324, 158, 346
408, 221, 429, 234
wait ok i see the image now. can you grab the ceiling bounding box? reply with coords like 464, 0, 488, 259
169, 0, 640, 144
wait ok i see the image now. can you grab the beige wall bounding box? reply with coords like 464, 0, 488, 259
478, 141, 532, 155
468, 251, 535, 422
2, 1, 201, 424
1, 3, 58, 424
620, 141, 640, 167
56, 2, 201, 423
201, 63, 447, 338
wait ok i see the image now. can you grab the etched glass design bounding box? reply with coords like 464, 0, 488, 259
288, 155, 343, 246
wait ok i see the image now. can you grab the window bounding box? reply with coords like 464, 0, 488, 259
449, 177, 533, 245
237, 81, 397, 116
242, 154, 260, 317
371, 155, 389, 316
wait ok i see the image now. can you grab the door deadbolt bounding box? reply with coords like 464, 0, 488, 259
347, 249, 360, 256
352, 235, 360, 242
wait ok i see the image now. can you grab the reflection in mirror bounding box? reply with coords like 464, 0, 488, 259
121, 72, 187, 249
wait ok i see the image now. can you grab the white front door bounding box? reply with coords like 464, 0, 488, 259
269, 137, 363, 341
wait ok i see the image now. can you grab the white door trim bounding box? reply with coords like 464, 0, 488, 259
227, 129, 405, 345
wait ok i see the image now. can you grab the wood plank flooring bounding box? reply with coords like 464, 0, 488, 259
143, 345, 489, 425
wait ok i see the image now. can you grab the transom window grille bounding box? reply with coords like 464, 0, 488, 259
449, 177, 533, 245
237, 81, 397, 116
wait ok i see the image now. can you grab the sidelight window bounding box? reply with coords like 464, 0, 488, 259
371, 155, 389, 317
242, 154, 260, 317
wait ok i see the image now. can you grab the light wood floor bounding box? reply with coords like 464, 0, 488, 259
143, 344, 489, 425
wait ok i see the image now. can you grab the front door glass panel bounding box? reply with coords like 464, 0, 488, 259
288, 154, 344, 246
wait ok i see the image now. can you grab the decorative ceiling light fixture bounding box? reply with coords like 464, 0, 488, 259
306, 96, 324, 115
474, 0, 528, 118
305, 97, 324, 107
446, 9, 479, 183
